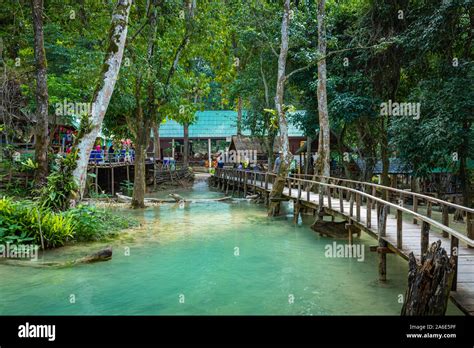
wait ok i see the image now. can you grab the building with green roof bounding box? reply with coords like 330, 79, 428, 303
155, 110, 305, 159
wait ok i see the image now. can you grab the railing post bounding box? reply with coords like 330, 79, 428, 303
339, 188, 344, 213
243, 171, 248, 196
467, 212, 473, 248
397, 209, 403, 249
349, 189, 354, 218
413, 196, 418, 224
367, 197, 371, 229
265, 173, 269, 190
442, 204, 449, 238
327, 187, 332, 209
451, 236, 459, 291
288, 178, 292, 197
421, 219, 430, 256
356, 192, 361, 222
378, 204, 388, 282
297, 180, 301, 201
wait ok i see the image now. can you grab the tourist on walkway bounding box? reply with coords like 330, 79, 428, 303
274, 154, 281, 173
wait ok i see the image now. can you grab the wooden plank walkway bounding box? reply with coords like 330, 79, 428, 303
214, 170, 474, 315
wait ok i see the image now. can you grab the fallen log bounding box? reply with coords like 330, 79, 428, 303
116, 193, 233, 204
169, 193, 185, 202
0, 247, 113, 268
401, 240, 455, 315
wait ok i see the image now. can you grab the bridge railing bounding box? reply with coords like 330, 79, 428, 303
214, 168, 474, 290
289, 173, 474, 242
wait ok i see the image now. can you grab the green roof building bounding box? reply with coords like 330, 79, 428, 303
155, 110, 306, 160
157, 110, 305, 139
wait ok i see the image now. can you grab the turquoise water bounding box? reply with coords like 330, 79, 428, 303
0, 180, 463, 315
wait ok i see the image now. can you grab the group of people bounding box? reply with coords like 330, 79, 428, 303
89, 142, 136, 163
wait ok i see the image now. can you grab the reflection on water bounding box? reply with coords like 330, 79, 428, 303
0, 180, 463, 315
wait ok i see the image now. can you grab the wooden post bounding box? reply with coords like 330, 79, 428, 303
226, 171, 230, 195
111, 165, 114, 196
451, 236, 459, 291
339, 188, 344, 213
297, 180, 301, 202
356, 193, 361, 222
367, 198, 371, 229
207, 138, 212, 171
264, 173, 269, 190
397, 209, 403, 249
420, 201, 432, 255
95, 165, 99, 195
413, 196, 418, 224
348, 222, 353, 245
232, 171, 235, 195
293, 202, 300, 223
349, 191, 354, 217
421, 219, 430, 256
327, 187, 332, 209
467, 212, 473, 248
243, 171, 248, 196
442, 205, 449, 238
378, 204, 388, 282
288, 178, 292, 197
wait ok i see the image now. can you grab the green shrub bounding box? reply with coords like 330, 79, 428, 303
64, 204, 138, 242
0, 197, 74, 248
0, 198, 137, 248
38, 151, 78, 211
119, 180, 134, 196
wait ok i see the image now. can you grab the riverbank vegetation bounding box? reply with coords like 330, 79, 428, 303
0, 197, 138, 248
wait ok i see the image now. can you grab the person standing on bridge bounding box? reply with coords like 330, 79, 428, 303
274, 154, 281, 173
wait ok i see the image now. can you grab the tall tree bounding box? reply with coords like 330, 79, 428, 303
31, 0, 49, 183
72, 0, 132, 199
315, 0, 330, 179
268, 0, 291, 216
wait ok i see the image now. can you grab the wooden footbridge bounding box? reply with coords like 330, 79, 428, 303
212, 168, 474, 315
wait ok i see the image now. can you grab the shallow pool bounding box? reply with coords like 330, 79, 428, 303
0, 180, 463, 315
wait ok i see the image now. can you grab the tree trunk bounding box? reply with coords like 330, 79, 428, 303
72, 0, 131, 199
183, 122, 189, 167
268, 0, 291, 217
381, 115, 390, 190
132, 102, 149, 209
237, 97, 243, 135
132, 1, 157, 208
401, 240, 455, 315
153, 122, 161, 161
305, 136, 312, 175
31, 0, 49, 184
459, 119, 471, 208
315, 0, 330, 179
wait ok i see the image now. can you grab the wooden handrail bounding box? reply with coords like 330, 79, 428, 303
214, 168, 474, 247
291, 173, 474, 213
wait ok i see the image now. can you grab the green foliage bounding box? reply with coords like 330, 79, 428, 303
64, 204, 138, 242
38, 151, 78, 211
120, 180, 134, 196
0, 197, 138, 248
0, 197, 74, 248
